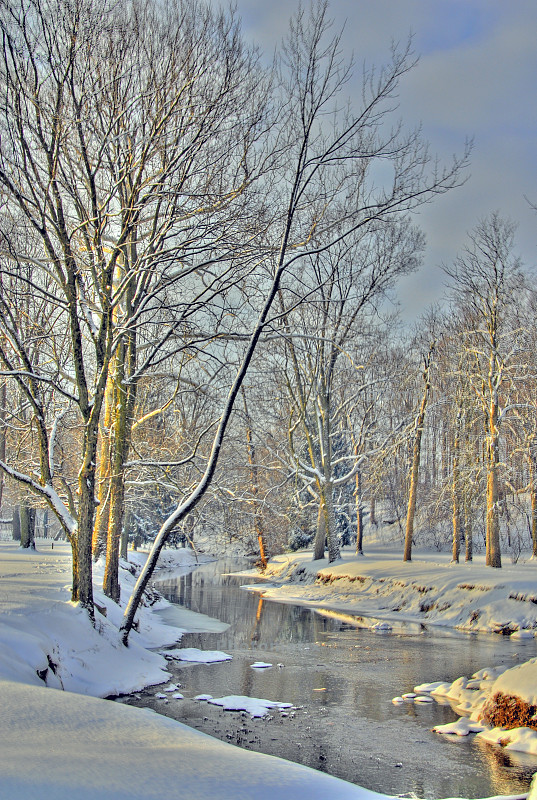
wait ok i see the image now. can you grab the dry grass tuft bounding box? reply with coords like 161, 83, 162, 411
481, 692, 537, 731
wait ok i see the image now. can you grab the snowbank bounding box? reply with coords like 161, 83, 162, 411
1, 679, 385, 800
252, 546, 537, 634
0, 541, 204, 696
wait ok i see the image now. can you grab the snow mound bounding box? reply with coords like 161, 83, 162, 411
165, 648, 232, 663
433, 718, 486, 736
208, 695, 293, 718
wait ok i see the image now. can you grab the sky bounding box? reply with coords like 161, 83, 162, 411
233, 0, 537, 322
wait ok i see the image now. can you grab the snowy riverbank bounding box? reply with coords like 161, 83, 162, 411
1, 539, 536, 799
249, 545, 537, 634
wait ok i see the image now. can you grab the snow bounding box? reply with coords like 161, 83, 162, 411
251, 661, 273, 669
433, 718, 486, 736
1, 679, 386, 800
1, 538, 537, 799
489, 657, 537, 706
207, 694, 293, 718
165, 647, 232, 662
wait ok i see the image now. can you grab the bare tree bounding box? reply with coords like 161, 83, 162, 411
0, 0, 266, 613
120, 2, 468, 639
444, 214, 527, 567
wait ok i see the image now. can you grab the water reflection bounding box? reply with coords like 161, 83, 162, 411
147, 558, 537, 798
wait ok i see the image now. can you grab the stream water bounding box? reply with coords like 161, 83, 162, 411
122, 557, 537, 798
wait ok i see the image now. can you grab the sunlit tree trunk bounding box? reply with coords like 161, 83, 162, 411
103, 327, 137, 602
404, 345, 434, 562
92, 374, 114, 560
242, 387, 267, 569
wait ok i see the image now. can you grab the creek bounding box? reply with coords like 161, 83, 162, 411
123, 557, 537, 798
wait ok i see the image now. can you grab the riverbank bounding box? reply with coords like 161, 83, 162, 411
247, 545, 537, 634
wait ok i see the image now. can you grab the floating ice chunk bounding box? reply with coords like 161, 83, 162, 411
433, 718, 485, 736
251, 662, 273, 669
155, 693, 168, 699
392, 696, 405, 704
194, 694, 213, 701
165, 648, 232, 663
370, 621, 392, 632
414, 695, 433, 703
172, 692, 184, 699
208, 695, 293, 718
414, 681, 446, 693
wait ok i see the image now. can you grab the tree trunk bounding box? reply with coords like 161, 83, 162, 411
485, 399, 501, 567
103, 314, 137, 600
242, 387, 267, 569
313, 503, 326, 560
322, 481, 340, 562
120, 511, 130, 561
404, 346, 434, 562
92, 374, 114, 560
370, 495, 376, 527
19, 504, 36, 549
12, 505, 20, 541
0, 381, 5, 512
464, 495, 473, 561
451, 415, 461, 563
73, 416, 101, 620
527, 449, 537, 558
355, 468, 364, 555
103, 348, 130, 602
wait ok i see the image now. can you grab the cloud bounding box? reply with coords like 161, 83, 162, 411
234, 0, 537, 319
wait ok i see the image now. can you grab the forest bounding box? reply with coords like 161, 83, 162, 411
1, 0, 534, 650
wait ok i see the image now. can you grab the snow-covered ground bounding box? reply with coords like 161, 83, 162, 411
1, 538, 537, 799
